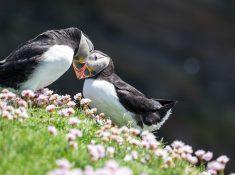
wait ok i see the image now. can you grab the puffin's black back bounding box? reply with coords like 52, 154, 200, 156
0, 28, 81, 89
95, 58, 177, 129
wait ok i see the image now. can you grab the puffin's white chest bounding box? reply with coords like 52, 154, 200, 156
83, 79, 137, 127
20, 45, 74, 91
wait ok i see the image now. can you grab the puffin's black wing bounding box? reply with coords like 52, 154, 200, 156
0, 36, 50, 88
110, 74, 161, 114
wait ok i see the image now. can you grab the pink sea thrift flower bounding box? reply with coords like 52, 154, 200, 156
2, 110, 13, 120
171, 140, 185, 149
58, 108, 75, 117
66, 101, 76, 107
37, 94, 49, 106
46, 104, 56, 113
56, 158, 72, 169
74, 93, 82, 101
195, 149, 206, 159
16, 99, 28, 108
48, 126, 57, 136
105, 159, 119, 170
80, 98, 91, 106
202, 151, 213, 162
21, 90, 35, 99
66, 133, 76, 141
69, 117, 80, 126
69, 129, 83, 138
115, 167, 133, 175
207, 161, 225, 171
87, 144, 106, 161
216, 155, 229, 164
186, 154, 198, 165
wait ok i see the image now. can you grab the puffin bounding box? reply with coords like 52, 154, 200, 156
73, 50, 177, 132
0, 27, 94, 91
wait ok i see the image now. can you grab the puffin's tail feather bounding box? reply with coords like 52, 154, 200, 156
142, 99, 177, 132
158, 100, 177, 118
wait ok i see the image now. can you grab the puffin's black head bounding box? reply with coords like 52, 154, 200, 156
73, 50, 111, 79
73, 31, 94, 63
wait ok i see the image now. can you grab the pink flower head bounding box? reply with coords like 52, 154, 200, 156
5, 92, 16, 100
69, 129, 83, 138
48, 126, 57, 136
105, 160, 119, 170
74, 93, 82, 101
186, 154, 198, 165
216, 155, 229, 164
46, 104, 56, 113
207, 161, 225, 171
68, 117, 80, 126
202, 151, 213, 162
171, 140, 185, 149
115, 167, 133, 175
59, 95, 71, 105
195, 149, 206, 158
66, 101, 76, 107
16, 99, 28, 108
80, 98, 91, 106
58, 108, 75, 117
2, 110, 13, 120
37, 94, 49, 106
87, 144, 106, 161
21, 90, 35, 99
56, 158, 72, 169
66, 133, 76, 142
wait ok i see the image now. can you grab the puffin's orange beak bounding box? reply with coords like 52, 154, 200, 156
73, 59, 93, 79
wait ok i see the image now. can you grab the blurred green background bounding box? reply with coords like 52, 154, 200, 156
0, 0, 234, 171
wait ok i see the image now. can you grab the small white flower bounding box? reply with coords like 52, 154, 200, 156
124, 154, 132, 162
107, 147, 115, 157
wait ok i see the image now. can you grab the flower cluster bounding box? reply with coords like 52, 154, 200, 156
47, 159, 133, 175
96, 120, 141, 146
66, 129, 83, 150
87, 144, 106, 161
0, 89, 28, 121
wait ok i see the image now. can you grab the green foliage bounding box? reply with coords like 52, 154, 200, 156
0, 108, 202, 175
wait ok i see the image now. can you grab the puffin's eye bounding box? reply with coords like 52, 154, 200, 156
94, 55, 98, 61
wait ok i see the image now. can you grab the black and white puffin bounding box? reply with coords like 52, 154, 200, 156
73, 50, 177, 131
0, 27, 94, 91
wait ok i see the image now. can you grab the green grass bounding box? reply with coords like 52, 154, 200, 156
0, 107, 203, 175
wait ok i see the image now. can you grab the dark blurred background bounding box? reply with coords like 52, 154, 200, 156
0, 0, 234, 171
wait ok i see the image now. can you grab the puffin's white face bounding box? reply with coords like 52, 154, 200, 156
73, 50, 110, 79
74, 32, 94, 61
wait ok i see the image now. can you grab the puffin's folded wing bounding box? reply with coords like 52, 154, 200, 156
116, 89, 160, 114
0, 42, 48, 88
